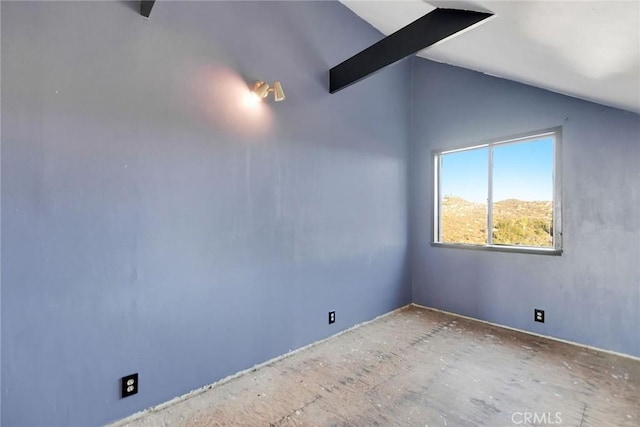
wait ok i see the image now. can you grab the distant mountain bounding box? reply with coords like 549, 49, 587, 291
441, 196, 553, 246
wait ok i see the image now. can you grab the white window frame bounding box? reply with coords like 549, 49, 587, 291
432, 127, 562, 255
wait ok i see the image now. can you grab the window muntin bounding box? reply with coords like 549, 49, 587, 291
433, 129, 561, 254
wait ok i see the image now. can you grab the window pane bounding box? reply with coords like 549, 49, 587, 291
491, 138, 554, 247
440, 147, 488, 244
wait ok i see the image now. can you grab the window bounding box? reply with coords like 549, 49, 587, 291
433, 128, 562, 254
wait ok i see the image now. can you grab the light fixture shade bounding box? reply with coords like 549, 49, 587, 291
251, 81, 270, 99
273, 81, 285, 102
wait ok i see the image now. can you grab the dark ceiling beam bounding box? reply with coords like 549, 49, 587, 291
329, 8, 493, 94
140, 0, 156, 18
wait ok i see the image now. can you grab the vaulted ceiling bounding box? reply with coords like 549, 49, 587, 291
340, 1, 640, 113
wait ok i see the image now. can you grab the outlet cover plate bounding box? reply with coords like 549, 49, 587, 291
121, 373, 138, 398
328, 311, 336, 324
534, 309, 545, 323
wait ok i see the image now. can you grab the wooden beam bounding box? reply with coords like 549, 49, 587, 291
329, 8, 492, 94
140, 0, 156, 18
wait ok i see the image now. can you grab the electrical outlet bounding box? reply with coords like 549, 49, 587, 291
328, 311, 335, 324
534, 309, 545, 323
121, 373, 138, 398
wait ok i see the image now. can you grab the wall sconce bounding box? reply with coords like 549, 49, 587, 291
251, 81, 286, 102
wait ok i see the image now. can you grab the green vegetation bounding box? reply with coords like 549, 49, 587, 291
441, 196, 486, 245
441, 196, 552, 247
493, 218, 552, 247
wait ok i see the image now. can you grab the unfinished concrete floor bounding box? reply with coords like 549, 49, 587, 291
114, 306, 639, 426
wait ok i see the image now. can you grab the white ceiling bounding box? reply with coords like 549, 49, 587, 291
340, 0, 640, 112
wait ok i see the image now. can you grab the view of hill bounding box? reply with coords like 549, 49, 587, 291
441, 196, 553, 247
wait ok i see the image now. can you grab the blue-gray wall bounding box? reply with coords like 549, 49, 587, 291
0, 2, 412, 425
409, 58, 640, 357
3, 1, 639, 426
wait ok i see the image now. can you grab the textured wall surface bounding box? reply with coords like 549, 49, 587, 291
1, 2, 412, 425
409, 58, 640, 357
3, 1, 639, 426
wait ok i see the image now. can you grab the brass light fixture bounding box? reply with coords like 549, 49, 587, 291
251, 81, 286, 102
272, 82, 285, 102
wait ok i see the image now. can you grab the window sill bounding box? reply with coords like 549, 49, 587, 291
430, 242, 562, 256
